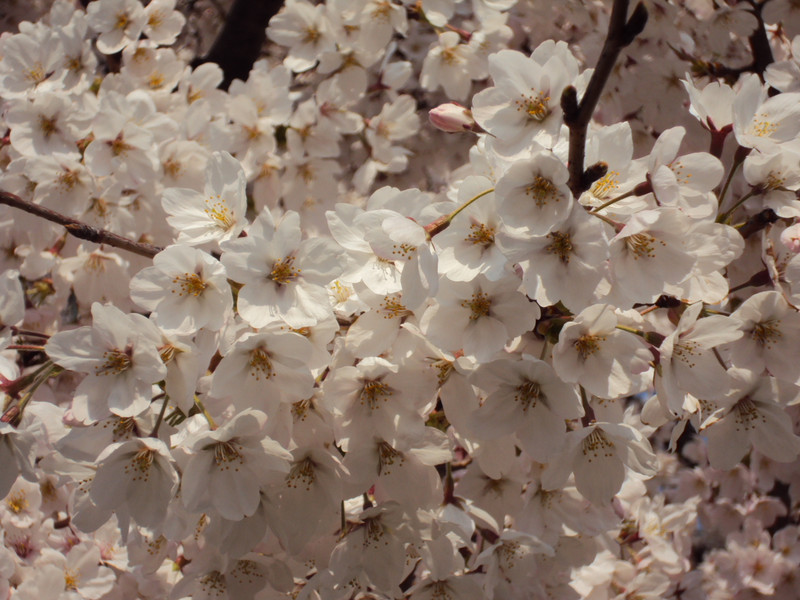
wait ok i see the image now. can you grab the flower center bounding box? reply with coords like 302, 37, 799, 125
574, 334, 604, 359
515, 90, 551, 122
109, 133, 133, 157
625, 233, 662, 259
581, 428, 615, 461
213, 440, 244, 469
377, 441, 404, 475
591, 171, 621, 198
391, 242, 417, 261
287, 457, 316, 490
204, 196, 234, 230
6, 491, 28, 513
733, 397, 763, 431
95, 347, 133, 376
303, 26, 321, 44
172, 272, 207, 297
525, 175, 560, 207
380, 294, 410, 318
360, 379, 392, 409
38, 115, 58, 139
673, 340, 699, 367
751, 320, 781, 349
461, 291, 491, 320
546, 231, 573, 264
514, 379, 542, 411
269, 256, 301, 285
125, 448, 155, 481
465, 222, 495, 247
751, 113, 777, 138
112, 416, 137, 441
25, 63, 46, 83
64, 568, 80, 591
199, 572, 226, 594
148, 10, 164, 28
248, 347, 275, 380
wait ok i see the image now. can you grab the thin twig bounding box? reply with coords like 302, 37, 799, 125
0, 190, 162, 259
562, 0, 648, 197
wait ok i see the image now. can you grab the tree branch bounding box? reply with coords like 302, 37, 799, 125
743, 0, 773, 79
562, 0, 648, 197
0, 191, 162, 259
190, 0, 285, 90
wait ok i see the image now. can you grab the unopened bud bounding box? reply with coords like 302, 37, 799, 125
429, 103, 476, 133
781, 222, 800, 253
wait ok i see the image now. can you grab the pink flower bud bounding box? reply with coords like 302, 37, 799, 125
781, 222, 800, 253
428, 103, 476, 133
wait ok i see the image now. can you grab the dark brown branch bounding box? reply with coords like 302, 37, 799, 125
737, 208, 779, 239
562, 0, 648, 197
0, 191, 162, 259
190, 0, 285, 90
747, 0, 774, 78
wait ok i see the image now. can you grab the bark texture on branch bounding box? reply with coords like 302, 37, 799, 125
190, 0, 285, 90
0, 191, 162, 259
561, 0, 648, 198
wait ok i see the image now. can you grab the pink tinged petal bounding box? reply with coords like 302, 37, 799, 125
346, 309, 402, 358
90, 451, 131, 510
214, 465, 261, 520
207, 151, 247, 215
469, 396, 520, 439
540, 440, 577, 492
105, 376, 151, 417
518, 404, 567, 463
463, 316, 508, 361
181, 451, 216, 512
128, 465, 173, 527
297, 238, 344, 283
401, 248, 438, 311
649, 126, 685, 169
703, 410, 750, 470
573, 435, 625, 505
44, 327, 96, 371
91, 303, 134, 350
672, 153, 724, 190
287, 282, 334, 327
130, 267, 173, 312
601, 422, 659, 476
750, 401, 800, 463
161, 186, 203, 216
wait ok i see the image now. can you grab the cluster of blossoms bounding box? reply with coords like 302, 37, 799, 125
2, 0, 800, 598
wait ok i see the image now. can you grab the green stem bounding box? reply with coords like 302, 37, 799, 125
615, 324, 645, 337
717, 190, 756, 223
717, 153, 745, 207
15, 362, 59, 419
194, 395, 217, 430
425, 188, 494, 238
588, 209, 622, 230
150, 394, 171, 438
591, 189, 635, 213
449, 188, 494, 221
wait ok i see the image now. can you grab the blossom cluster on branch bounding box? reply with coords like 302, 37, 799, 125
2, 0, 800, 598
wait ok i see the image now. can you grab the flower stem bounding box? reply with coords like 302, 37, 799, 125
6, 362, 59, 425
150, 394, 171, 438
717, 190, 756, 223
0, 190, 162, 259
424, 188, 494, 238
716, 148, 747, 207
194, 395, 217, 430
591, 189, 635, 213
